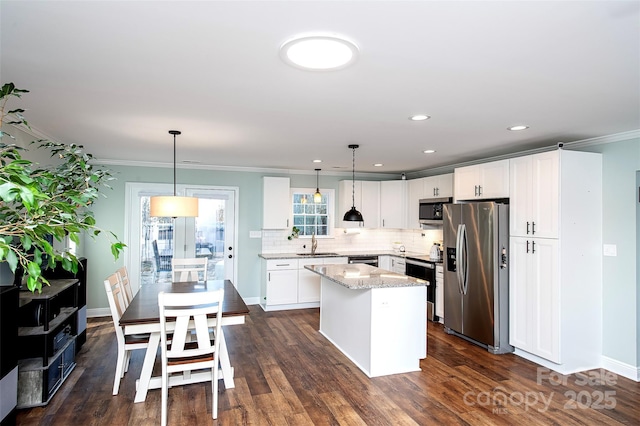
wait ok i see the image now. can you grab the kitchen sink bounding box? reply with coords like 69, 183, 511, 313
296, 252, 340, 257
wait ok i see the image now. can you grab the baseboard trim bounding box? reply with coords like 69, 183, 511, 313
601, 356, 640, 382
87, 308, 110, 318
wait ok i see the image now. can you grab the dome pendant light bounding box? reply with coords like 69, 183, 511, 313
149, 130, 199, 218
313, 168, 322, 203
343, 144, 364, 222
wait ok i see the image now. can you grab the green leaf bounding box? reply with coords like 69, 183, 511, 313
5, 250, 18, 272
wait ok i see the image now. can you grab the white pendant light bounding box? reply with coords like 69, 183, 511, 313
313, 168, 322, 203
150, 130, 199, 217
343, 145, 363, 222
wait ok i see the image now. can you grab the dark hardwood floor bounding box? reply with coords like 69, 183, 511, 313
16, 306, 640, 425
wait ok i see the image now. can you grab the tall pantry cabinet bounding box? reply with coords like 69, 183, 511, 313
508, 149, 602, 374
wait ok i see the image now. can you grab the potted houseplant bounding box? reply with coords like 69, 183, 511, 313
0, 82, 125, 292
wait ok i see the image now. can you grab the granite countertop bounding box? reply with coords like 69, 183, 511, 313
305, 263, 429, 290
259, 250, 442, 264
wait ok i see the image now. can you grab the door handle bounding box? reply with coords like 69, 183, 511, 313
526, 240, 530, 253
228, 255, 233, 258
531, 241, 536, 254
526, 222, 530, 234
532, 222, 536, 235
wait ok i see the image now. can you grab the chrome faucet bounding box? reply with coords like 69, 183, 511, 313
311, 233, 318, 255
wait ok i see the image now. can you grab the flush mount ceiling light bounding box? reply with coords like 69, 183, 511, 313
313, 168, 322, 203
313, 159, 322, 163
150, 130, 199, 218
508, 125, 529, 131
280, 34, 359, 71
423, 149, 436, 154
410, 115, 431, 121
343, 144, 364, 222
374, 163, 383, 167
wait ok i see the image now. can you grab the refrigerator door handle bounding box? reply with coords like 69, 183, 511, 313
455, 224, 464, 294
456, 224, 468, 295
461, 224, 469, 295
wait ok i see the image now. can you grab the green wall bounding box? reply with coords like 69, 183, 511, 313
84, 164, 353, 311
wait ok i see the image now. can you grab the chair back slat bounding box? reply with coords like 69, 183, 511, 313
116, 266, 134, 305
104, 273, 127, 320
171, 257, 208, 282
158, 289, 223, 360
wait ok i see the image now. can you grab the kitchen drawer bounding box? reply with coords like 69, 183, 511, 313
266, 259, 298, 270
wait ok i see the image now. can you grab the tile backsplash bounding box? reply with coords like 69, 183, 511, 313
261, 228, 443, 256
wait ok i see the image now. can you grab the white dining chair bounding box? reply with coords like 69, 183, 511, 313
171, 257, 208, 282
116, 265, 134, 305
104, 273, 149, 395
158, 289, 225, 424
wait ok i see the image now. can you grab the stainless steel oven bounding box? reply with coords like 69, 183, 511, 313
405, 258, 437, 321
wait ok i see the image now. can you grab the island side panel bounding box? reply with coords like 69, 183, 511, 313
369, 286, 427, 377
319, 277, 373, 376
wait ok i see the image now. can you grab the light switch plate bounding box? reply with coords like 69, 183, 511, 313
603, 244, 617, 257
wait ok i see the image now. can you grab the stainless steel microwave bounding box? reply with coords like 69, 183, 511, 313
419, 197, 452, 225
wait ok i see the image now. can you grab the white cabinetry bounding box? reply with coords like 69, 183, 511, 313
423, 173, 453, 199
407, 174, 453, 228
508, 150, 602, 374
339, 180, 380, 228
509, 151, 559, 238
509, 237, 559, 362
435, 265, 444, 322
263, 259, 298, 306
263, 177, 290, 229
262, 257, 348, 311
390, 257, 406, 274
454, 159, 509, 201
407, 178, 426, 229
380, 180, 407, 229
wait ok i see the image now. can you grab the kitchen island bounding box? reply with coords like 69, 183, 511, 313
305, 263, 428, 377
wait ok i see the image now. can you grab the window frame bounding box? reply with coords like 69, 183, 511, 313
290, 187, 335, 239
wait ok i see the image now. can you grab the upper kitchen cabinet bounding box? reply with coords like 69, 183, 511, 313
509, 151, 559, 238
407, 178, 425, 229
454, 159, 510, 201
263, 176, 290, 229
423, 173, 453, 199
380, 180, 407, 229
339, 180, 380, 228
407, 174, 453, 228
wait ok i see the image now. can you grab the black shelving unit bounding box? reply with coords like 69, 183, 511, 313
0, 286, 18, 425
43, 258, 87, 351
16, 279, 78, 408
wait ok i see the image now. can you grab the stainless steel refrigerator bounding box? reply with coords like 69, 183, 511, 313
443, 202, 512, 354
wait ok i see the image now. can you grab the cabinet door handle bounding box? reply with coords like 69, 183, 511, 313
268, 272, 271, 281
526, 240, 530, 253
526, 222, 530, 234
532, 241, 536, 254
478, 185, 482, 196
532, 222, 536, 235
474, 185, 478, 196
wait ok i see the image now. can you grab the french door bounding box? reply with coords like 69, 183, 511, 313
125, 183, 238, 293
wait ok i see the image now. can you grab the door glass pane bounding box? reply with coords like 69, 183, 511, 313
195, 198, 226, 280
140, 196, 174, 285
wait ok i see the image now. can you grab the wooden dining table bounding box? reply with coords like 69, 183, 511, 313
119, 279, 249, 403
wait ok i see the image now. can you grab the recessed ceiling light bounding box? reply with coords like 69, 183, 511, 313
374, 163, 383, 167
313, 159, 322, 163
280, 34, 359, 71
410, 115, 430, 121
508, 125, 529, 131
423, 150, 436, 154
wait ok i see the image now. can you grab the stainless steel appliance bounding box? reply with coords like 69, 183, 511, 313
347, 255, 378, 267
419, 197, 452, 225
405, 258, 437, 321
443, 202, 512, 354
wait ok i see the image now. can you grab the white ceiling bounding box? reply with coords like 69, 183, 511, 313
1, 1, 639, 175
